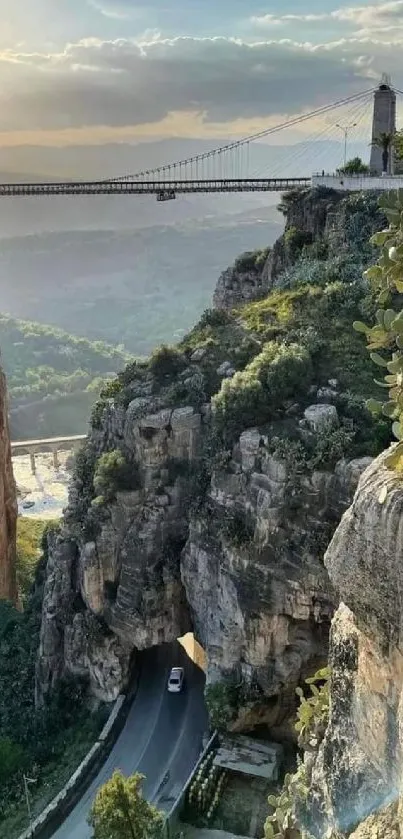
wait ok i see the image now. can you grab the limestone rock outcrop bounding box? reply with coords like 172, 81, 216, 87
213, 188, 345, 311
348, 800, 401, 838
36, 377, 371, 716
36, 399, 199, 703
303, 449, 403, 837
0, 366, 17, 604
182, 430, 370, 727
213, 264, 263, 311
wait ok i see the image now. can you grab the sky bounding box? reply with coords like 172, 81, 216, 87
0, 0, 402, 148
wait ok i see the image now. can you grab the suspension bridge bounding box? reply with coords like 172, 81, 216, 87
1, 79, 402, 199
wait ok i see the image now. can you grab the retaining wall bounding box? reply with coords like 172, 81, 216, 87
164, 731, 218, 839
17, 675, 139, 839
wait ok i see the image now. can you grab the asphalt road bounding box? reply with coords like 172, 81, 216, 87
51, 641, 208, 839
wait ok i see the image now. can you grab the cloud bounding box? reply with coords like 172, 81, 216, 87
251, 13, 328, 26
252, 2, 403, 36
87, 0, 137, 18
0, 32, 399, 135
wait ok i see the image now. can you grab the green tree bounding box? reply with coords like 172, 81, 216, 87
88, 771, 164, 839
93, 449, 140, 499
337, 157, 369, 175
394, 129, 403, 173
372, 132, 394, 173
0, 737, 25, 785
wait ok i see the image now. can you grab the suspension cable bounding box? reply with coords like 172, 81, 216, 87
105, 87, 377, 182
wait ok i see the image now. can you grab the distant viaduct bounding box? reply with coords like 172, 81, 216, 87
11, 434, 86, 473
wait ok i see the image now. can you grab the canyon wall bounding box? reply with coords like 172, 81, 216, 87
0, 365, 17, 604
300, 449, 403, 837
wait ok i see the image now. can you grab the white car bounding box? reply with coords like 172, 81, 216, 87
167, 666, 185, 693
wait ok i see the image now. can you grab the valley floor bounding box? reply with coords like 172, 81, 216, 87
13, 452, 70, 519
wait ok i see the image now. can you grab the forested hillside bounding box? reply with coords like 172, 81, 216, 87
0, 315, 132, 440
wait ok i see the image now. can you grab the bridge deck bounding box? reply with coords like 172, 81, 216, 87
11, 434, 86, 449
0, 177, 311, 196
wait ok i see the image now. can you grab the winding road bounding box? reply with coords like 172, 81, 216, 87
49, 641, 208, 839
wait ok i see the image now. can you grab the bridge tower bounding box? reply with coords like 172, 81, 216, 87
369, 73, 396, 175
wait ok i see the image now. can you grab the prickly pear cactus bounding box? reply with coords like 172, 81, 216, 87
353, 190, 403, 470
264, 766, 311, 839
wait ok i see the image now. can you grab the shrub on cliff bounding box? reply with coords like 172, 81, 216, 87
212, 342, 313, 442
149, 344, 186, 382
284, 226, 313, 257
93, 449, 140, 499
234, 247, 270, 274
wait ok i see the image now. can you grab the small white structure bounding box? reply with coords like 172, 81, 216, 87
311, 173, 403, 192
213, 736, 283, 782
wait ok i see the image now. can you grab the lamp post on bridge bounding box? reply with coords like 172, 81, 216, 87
336, 122, 357, 168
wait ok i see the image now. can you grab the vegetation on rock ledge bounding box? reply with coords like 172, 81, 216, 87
353, 189, 403, 471
0, 521, 106, 839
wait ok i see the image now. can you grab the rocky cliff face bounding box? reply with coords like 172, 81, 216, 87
35, 370, 372, 719
0, 366, 17, 604
182, 434, 370, 730
213, 188, 345, 311
301, 449, 403, 837
36, 187, 389, 732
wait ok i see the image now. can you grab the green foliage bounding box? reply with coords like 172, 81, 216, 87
0, 313, 131, 438
308, 426, 355, 470
373, 132, 393, 173
295, 666, 330, 748
88, 770, 164, 839
0, 738, 25, 786
266, 436, 308, 475
16, 518, 57, 604
265, 765, 309, 839
149, 344, 186, 382
0, 535, 106, 835
352, 189, 403, 470
212, 342, 313, 443
234, 247, 270, 273
93, 449, 140, 499
198, 309, 232, 330
72, 445, 98, 529
337, 157, 369, 175
284, 227, 313, 257
204, 681, 239, 732
277, 188, 309, 217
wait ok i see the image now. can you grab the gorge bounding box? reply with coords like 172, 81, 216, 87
4, 184, 403, 838
34, 188, 390, 731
